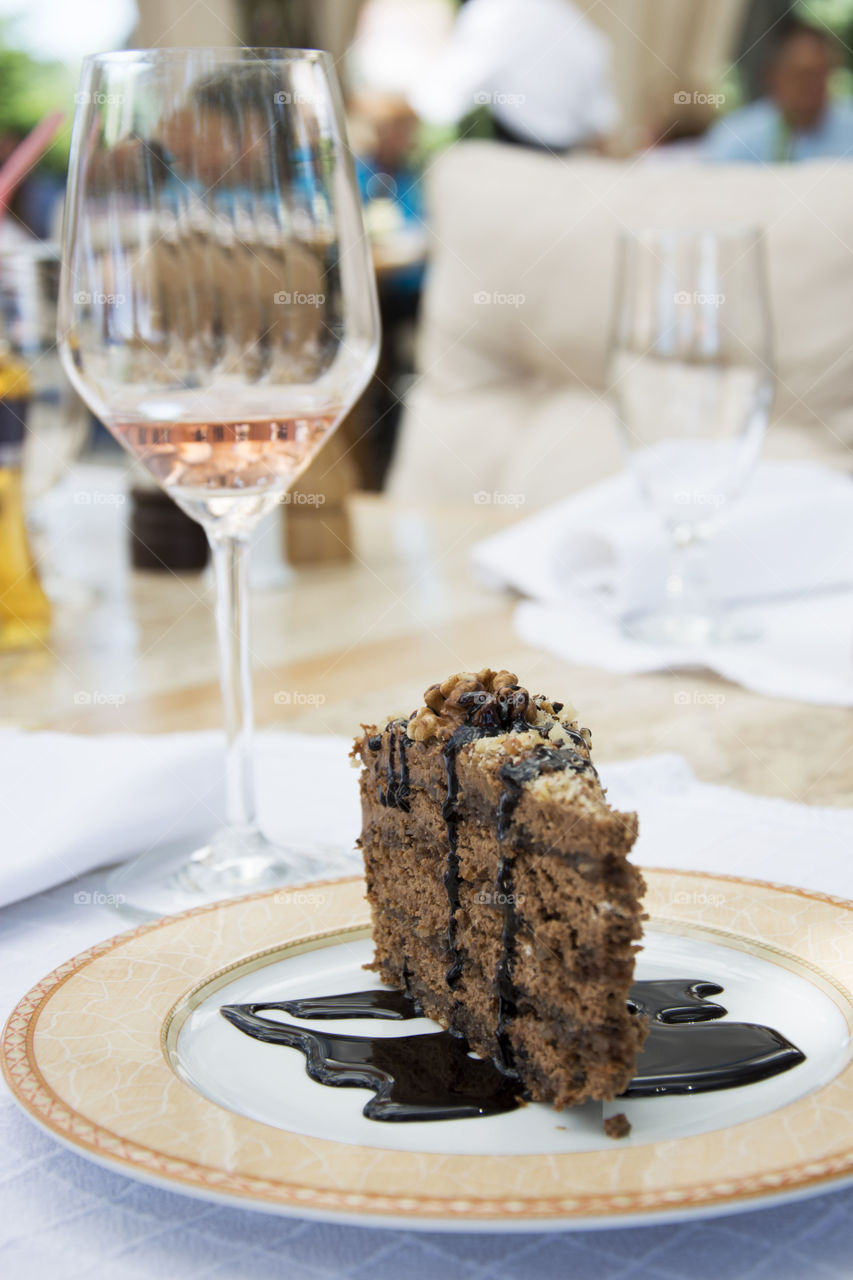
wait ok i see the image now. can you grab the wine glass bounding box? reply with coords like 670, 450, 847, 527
607, 227, 774, 645
58, 49, 380, 917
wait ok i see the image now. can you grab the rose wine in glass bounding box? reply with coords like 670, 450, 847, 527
58, 49, 379, 917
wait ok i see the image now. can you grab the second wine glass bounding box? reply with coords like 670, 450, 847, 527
608, 227, 774, 646
58, 48, 380, 917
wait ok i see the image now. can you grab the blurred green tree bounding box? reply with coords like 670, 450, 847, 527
0, 23, 73, 173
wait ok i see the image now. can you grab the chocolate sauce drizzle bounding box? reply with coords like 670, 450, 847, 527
493, 746, 591, 1070
378, 720, 411, 811
438, 686, 567, 996
221, 980, 805, 1122
439, 682, 595, 1054
440, 724, 481, 988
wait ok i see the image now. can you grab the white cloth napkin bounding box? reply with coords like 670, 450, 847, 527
471, 461, 853, 706
0, 729, 361, 909
3, 747, 853, 1279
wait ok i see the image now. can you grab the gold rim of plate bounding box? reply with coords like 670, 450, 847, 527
5, 869, 853, 1226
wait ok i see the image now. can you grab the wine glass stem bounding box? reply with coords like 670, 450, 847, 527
666, 523, 714, 622
209, 531, 258, 835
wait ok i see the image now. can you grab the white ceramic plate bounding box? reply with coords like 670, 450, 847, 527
5, 870, 853, 1231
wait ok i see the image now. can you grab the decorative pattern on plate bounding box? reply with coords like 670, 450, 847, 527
4, 871, 853, 1227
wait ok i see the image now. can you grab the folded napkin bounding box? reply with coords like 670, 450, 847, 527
472, 461, 853, 611
0, 730, 361, 909
472, 461, 853, 706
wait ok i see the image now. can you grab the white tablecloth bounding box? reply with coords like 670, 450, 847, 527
3, 745, 853, 1279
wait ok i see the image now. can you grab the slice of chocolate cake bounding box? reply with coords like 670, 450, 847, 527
353, 669, 647, 1109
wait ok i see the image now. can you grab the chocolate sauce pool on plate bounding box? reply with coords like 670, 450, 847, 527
220, 980, 805, 1123
220, 990, 518, 1122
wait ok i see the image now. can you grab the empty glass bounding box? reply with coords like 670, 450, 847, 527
608, 227, 774, 645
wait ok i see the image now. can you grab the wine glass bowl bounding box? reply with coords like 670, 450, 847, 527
608, 227, 774, 645
59, 49, 380, 916
60, 51, 377, 520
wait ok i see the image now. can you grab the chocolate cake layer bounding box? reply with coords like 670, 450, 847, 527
353, 668, 647, 1108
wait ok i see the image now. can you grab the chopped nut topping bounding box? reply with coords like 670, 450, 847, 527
396, 669, 590, 747
357, 669, 586, 760
408, 709, 440, 742
408, 668, 537, 742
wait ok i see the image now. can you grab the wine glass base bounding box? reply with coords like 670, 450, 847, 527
622, 609, 761, 647
106, 828, 338, 922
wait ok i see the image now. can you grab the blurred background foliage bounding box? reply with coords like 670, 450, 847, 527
0, 20, 73, 171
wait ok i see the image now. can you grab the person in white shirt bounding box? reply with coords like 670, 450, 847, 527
408, 0, 618, 151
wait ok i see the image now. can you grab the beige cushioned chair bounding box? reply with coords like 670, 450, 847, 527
389, 142, 853, 506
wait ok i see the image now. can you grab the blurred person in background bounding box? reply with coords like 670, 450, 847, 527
636, 89, 719, 164
703, 17, 853, 162
408, 0, 618, 152
353, 91, 424, 235
350, 91, 426, 487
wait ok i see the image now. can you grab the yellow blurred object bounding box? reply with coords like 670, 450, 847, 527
0, 353, 51, 649
0, 360, 31, 399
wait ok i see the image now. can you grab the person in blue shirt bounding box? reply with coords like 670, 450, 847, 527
704, 18, 853, 163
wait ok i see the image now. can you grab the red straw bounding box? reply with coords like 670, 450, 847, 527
0, 111, 65, 216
